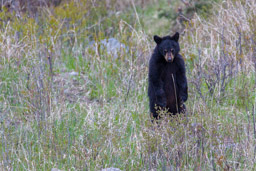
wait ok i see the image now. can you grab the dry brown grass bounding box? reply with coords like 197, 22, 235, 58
1, 0, 256, 170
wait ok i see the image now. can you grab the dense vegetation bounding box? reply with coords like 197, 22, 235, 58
1, 0, 256, 170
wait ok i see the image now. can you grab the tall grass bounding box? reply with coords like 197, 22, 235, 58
1, 0, 256, 170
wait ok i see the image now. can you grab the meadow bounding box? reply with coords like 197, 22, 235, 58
1, 0, 256, 170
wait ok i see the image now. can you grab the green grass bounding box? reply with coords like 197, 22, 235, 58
1, 0, 256, 170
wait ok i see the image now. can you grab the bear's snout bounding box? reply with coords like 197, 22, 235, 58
165, 52, 174, 62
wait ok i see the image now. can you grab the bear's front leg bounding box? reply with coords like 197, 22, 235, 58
176, 55, 188, 103
155, 88, 167, 108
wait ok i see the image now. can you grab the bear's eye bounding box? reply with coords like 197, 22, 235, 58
164, 49, 167, 53
171, 49, 174, 53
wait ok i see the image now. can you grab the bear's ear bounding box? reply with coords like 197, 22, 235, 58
154, 35, 162, 44
172, 32, 179, 42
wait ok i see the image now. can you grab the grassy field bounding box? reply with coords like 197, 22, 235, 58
1, 0, 256, 170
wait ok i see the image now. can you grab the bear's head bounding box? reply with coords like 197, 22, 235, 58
154, 32, 180, 63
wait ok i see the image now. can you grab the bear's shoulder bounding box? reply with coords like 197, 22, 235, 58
174, 54, 185, 72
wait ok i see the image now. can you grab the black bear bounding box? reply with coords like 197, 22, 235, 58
148, 32, 188, 119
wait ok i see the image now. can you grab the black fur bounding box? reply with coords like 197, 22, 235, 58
148, 32, 188, 119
